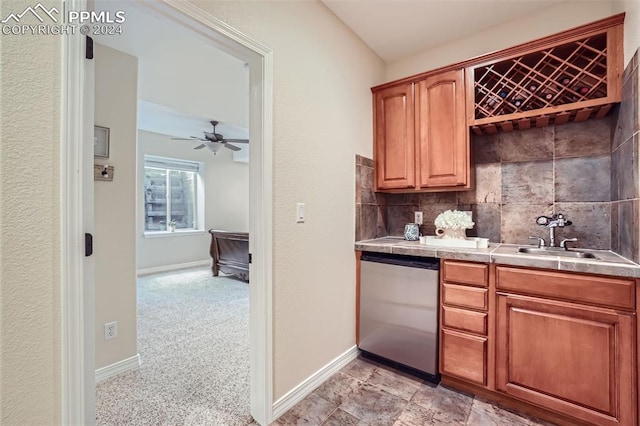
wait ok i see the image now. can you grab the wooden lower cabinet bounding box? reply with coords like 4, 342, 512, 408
496, 293, 636, 426
441, 328, 487, 386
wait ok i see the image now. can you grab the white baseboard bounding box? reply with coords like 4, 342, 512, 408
137, 260, 211, 276
95, 353, 141, 383
272, 345, 359, 420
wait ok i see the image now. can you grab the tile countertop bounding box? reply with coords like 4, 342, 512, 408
355, 237, 640, 278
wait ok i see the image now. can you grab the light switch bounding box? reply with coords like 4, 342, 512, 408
415, 211, 423, 225
296, 203, 305, 223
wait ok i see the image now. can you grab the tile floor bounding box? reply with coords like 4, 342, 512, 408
272, 356, 555, 426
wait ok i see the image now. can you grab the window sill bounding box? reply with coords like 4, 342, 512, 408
144, 230, 206, 238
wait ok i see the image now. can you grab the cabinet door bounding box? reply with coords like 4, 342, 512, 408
374, 83, 415, 190
441, 328, 486, 385
416, 69, 469, 188
496, 294, 636, 426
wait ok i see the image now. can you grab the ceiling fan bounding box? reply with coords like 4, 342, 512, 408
171, 120, 249, 154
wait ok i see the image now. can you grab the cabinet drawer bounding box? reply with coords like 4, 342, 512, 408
443, 261, 488, 287
441, 329, 486, 386
443, 283, 488, 311
442, 306, 487, 335
496, 266, 635, 310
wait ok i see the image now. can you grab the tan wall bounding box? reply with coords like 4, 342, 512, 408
386, 2, 615, 82
94, 44, 138, 369
137, 130, 249, 270
614, 0, 640, 65
187, 0, 386, 400
0, 0, 62, 423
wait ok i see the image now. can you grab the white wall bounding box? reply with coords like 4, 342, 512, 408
386, 2, 615, 81
0, 0, 62, 422
94, 1, 250, 129
137, 130, 249, 270
614, 0, 640, 65
94, 44, 138, 369
187, 0, 386, 400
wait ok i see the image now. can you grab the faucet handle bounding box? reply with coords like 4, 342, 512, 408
560, 238, 578, 250
529, 236, 546, 248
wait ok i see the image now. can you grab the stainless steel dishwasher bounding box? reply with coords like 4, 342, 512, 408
359, 252, 440, 382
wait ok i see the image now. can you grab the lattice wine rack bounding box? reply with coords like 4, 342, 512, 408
469, 27, 621, 135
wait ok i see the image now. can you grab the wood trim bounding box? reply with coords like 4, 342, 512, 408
470, 98, 620, 126
487, 263, 496, 391
440, 328, 487, 386
371, 13, 625, 92
442, 260, 488, 287
495, 266, 636, 310
637, 278, 640, 425
441, 375, 593, 426
607, 24, 624, 102
355, 250, 361, 345
443, 283, 488, 311
442, 306, 487, 335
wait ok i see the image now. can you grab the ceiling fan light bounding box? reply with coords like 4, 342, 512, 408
207, 143, 223, 153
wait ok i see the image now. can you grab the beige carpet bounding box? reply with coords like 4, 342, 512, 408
96, 268, 254, 425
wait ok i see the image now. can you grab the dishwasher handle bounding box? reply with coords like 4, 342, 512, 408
360, 252, 439, 270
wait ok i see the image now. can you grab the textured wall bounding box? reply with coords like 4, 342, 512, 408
0, 0, 62, 424
187, 0, 385, 400
611, 49, 640, 262
386, 2, 614, 81
94, 44, 138, 369
614, 0, 640, 67
136, 130, 249, 270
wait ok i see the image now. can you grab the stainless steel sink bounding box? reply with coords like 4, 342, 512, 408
517, 247, 598, 259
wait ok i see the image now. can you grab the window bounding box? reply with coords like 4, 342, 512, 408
144, 155, 204, 233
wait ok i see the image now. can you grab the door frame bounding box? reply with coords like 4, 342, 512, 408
61, 1, 275, 424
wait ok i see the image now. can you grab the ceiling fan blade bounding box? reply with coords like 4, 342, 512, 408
223, 139, 249, 144
193, 144, 206, 150
172, 136, 206, 141
224, 143, 242, 151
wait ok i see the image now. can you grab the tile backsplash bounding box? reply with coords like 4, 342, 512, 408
356, 48, 640, 260
611, 49, 640, 262
356, 118, 613, 249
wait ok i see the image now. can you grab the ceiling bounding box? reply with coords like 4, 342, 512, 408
321, 0, 564, 62
93, 1, 249, 145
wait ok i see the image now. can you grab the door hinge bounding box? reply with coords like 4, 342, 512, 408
85, 36, 94, 60
248, 253, 252, 264
85, 233, 93, 257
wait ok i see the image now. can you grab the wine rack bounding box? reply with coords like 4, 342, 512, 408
469, 23, 623, 135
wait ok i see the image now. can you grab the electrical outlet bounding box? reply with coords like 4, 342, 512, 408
414, 211, 423, 225
104, 321, 117, 341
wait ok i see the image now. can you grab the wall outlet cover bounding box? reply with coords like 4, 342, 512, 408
414, 211, 423, 225
105, 321, 117, 341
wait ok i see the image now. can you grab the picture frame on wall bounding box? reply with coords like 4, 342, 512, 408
94, 125, 110, 158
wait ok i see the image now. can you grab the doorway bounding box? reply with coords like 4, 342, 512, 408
61, 1, 274, 424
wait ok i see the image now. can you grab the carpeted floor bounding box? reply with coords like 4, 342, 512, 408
96, 268, 254, 425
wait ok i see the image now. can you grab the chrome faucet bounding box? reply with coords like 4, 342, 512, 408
533, 213, 573, 248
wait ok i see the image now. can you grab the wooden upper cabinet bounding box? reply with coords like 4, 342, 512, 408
467, 14, 624, 135
416, 70, 469, 188
374, 83, 415, 190
372, 70, 470, 192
